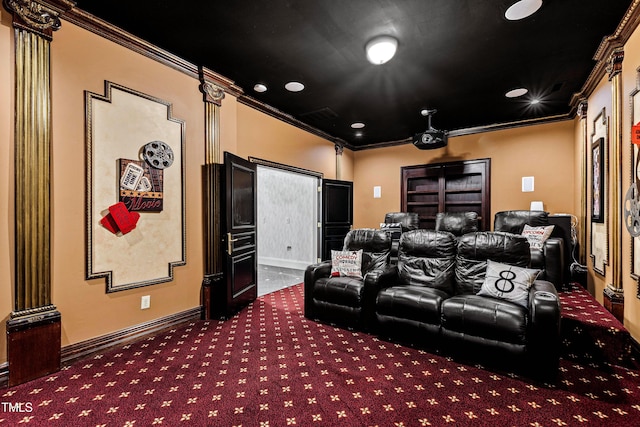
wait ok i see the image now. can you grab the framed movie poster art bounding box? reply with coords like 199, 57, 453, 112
590, 108, 608, 276
592, 137, 604, 223
85, 81, 186, 292
629, 70, 640, 288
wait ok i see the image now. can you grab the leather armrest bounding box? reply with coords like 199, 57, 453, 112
542, 237, 564, 290
362, 265, 396, 330
304, 261, 332, 318
373, 265, 399, 290
528, 280, 561, 374
529, 280, 560, 326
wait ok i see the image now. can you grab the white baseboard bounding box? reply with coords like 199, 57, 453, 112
258, 257, 311, 271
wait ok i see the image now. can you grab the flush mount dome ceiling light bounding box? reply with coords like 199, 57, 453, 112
505, 0, 543, 21
285, 81, 305, 92
351, 122, 365, 129
253, 83, 267, 93
505, 88, 528, 98
365, 35, 398, 65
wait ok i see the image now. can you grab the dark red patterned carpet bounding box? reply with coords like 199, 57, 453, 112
559, 283, 638, 369
2, 283, 640, 426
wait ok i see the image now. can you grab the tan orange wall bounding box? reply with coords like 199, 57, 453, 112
49, 21, 206, 348
618, 18, 640, 340
0, 10, 14, 365
0, 14, 346, 366
353, 121, 576, 229
233, 102, 343, 178
568, 19, 640, 342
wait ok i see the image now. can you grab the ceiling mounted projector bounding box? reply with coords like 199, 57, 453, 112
413, 109, 448, 150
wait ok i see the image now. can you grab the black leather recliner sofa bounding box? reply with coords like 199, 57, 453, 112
375, 230, 561, 378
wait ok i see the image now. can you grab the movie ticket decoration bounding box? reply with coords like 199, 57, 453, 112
633, 122, 640, 145
118, 158, 164, 212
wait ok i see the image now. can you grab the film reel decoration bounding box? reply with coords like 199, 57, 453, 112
624, 155, 640, 237
141, 140, 174, 169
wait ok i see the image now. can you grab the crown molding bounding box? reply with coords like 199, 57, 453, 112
237, 94, 350, 149
62, 8, 244, 97
570, 0, 640, 110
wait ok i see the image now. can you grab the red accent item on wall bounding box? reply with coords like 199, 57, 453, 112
100, 202, 140, 235
632, 123, 640, 145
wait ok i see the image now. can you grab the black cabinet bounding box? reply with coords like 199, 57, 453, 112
401, 159, 491, 230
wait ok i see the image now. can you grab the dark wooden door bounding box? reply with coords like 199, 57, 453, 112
401, 158, 491, 230
321, 179, 353, 260
223, 152, 257, 316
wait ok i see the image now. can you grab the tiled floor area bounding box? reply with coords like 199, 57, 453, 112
257, 264, 306, 296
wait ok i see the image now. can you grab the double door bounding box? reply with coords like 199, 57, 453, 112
206, 154, 353, 319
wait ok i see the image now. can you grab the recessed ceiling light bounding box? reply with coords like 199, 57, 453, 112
285, 81, 305, 92
365, 35, 398, 65
505, 88, 528, 98
253, 83, 267, 93
351, 122, 365, 129
505, 0, 543, 21
355, 131, 363, 137
530, 99, 541, 105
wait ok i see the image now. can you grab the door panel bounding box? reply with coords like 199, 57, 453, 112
223, 152, 257, 316
321, 179, 353, 260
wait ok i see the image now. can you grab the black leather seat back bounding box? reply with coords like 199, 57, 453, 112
343, 228, 392, 275
383, 212, 419, 232
493, 210, 549, 234
398, 230, 457, 294
455, 231, 531, 295
435, 212, 479, 236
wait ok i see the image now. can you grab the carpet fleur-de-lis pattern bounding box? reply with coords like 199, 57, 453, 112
1, 283, 639, 426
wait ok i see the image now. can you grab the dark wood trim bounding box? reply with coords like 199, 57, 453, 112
63, 9, 244, 96
7, 311, 61, 386
603, 287, 624, 324
66, 4, 588, 151
570, 1, 640, 109
1, 306, 201, 386
249, 157, 324, 179
61, 307, 202, 366
237, 95, 348, 147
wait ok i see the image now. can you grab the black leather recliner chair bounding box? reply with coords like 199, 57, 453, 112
304, 228, 392, 331
494, 210, 565, 290
441, 231, 561, 377
376, 230, 457, 349
435, 211, 479, 237
382, 212, 419, 264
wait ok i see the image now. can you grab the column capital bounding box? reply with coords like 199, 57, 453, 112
335, 144, 344, 155
200, 80, 225, 106
607, 47, 624, 81
3, 0, 75, 38
577, 99, 588, 118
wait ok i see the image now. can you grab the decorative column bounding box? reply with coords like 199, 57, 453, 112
577, 100, 588, 264
335, 144, 344, 181
199, 69, 225, 319
4, 0, 75, 386
604, 47, 624, 320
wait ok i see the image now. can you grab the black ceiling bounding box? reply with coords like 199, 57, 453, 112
74, 0, 632, 149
